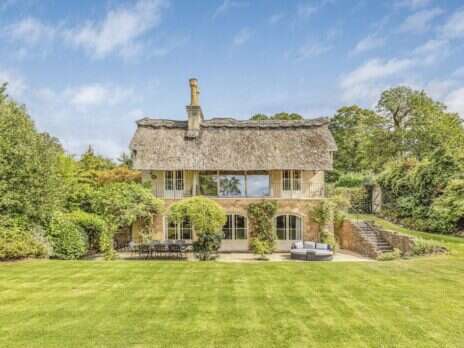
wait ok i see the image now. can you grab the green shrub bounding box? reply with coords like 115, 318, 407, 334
0, 218, 48, 261
250, 239, 273, 260
377, 248, 401, 261
48, 212, 88, 259
412, 238, 447, 256
192, 233, 222, 261
335, 172, 366, 188
66, 210, 107, 251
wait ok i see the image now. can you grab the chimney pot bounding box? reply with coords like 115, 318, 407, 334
186, 78, 203, 138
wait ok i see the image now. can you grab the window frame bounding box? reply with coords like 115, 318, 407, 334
274, 214, 302, 241
165, 217, 192, 240
222, 214, 248, 240
165, 170, 184, 192
282, 170, 302, 192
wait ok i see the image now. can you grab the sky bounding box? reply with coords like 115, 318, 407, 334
1, 0, 464, 158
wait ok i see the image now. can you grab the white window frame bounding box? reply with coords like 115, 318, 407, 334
164, 170, 184, 197
165, 217, 192, 240
274, 214, 302, 241
282, 170, 302, 192
222, 214, 248, 240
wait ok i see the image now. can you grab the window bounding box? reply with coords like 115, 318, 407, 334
166, 217, 192, 240
222, 214, 247, 240
246, 171, 270, 197
282, 170, 302, 192
275, 215, 302, 240
165, 171, 184, 191
199, 171, 218, 196
219, 171, 245, 197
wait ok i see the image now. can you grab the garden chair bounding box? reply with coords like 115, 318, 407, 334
168, 244, 184, 259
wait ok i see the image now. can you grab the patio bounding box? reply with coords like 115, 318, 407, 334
117, 249, 371, 262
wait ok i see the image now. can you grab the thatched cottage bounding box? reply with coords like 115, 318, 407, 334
129, 79, 337, 251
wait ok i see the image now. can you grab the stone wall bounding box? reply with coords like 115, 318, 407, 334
376, 229, 415, 256
131, 198, 322, 250
338, 221, 379, 258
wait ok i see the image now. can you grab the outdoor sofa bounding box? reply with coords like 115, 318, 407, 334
290, 241, 333, 261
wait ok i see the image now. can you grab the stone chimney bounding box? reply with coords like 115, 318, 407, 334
186, 78, 203, 138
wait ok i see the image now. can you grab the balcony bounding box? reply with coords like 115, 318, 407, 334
152, 182, 325, 200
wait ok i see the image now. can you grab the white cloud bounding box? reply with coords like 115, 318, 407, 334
399, 7, 444, 33
440, 9, 464, 39
340, 58, 414, 103
351, 34, 385, 55
6, 17, 55, 44
444, 87, 464, 117
212, 0, 247, 19
413, 38, 449, 64
67, 84, 134, 108
395, 0, 432, 10
233, 28, 252, 46
0, 68, 27, 98
424, 79, 457, 100
295, 41, 332, 61
66, 0, 168, 58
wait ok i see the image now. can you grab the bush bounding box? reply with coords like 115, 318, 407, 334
412, 238, 447, 256
0, 218, 48, 261
376, 248, 401, 261
335, 172, 366, 188
66, 210, 107, 252
48, 212, 88, 260
192, 233, 222, 261
250, 239, 273, 260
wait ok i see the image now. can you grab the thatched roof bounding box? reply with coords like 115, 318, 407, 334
130, 117, 337, 171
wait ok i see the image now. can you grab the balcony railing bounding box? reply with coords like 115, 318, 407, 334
153, 183, 325, 200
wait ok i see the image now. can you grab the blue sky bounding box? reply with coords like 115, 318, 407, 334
1, 0, 464, 158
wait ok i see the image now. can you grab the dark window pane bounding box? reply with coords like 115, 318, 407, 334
235, 215, 247, 239
222, 215, 233, 240
167, 219, 177, 239
165, 171, 174, 191
181, 218, 192, 240
288, 215, 301, 240
175, 171, 184, 191
276, 215, 286, 240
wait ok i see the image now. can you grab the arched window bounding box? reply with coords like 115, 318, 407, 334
275, 215, 302, 240
222, 214, 247, 240
166, 217, 192, 240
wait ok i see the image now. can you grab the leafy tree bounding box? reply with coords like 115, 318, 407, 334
250, 113, 268, 121
0, 87, 64, 225
170, 197, 226, 260
117, 152, 133, 168
431, 179, 464, 233
79, 145, 114, 172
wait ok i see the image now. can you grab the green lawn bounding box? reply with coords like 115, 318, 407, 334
1, 218, 464, 347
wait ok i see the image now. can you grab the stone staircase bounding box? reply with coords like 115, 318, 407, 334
353, 221, 394, 256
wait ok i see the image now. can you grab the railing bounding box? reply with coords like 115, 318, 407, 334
152, 183, 325, 199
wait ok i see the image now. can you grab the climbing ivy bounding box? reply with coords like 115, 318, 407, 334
247, 201, 277, 255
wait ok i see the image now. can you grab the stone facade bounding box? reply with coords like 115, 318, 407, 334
376, 229, 415, 256
338, 221, 379, 258
132, 198, 322, 252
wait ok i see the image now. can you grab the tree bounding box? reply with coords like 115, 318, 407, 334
329, 105, 386, 172
170, 197, 226, 260
250, 112, 303, 121
0, 87, 64, 225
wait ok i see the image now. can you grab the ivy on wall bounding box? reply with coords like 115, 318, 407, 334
247, 201, 278, 255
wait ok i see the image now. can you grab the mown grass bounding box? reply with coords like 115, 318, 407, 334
1, 217, 464, 348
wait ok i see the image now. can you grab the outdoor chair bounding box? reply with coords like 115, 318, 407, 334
153, 243, 167, 258
168, 244, 184, 259
128, 241, 140, 256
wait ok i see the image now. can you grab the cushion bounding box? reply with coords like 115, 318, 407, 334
316, 243, 329, 250
303, 241, 316, 249
314, 249, 333, 256
292, 241, 304, 249
290, 249, 307, 255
